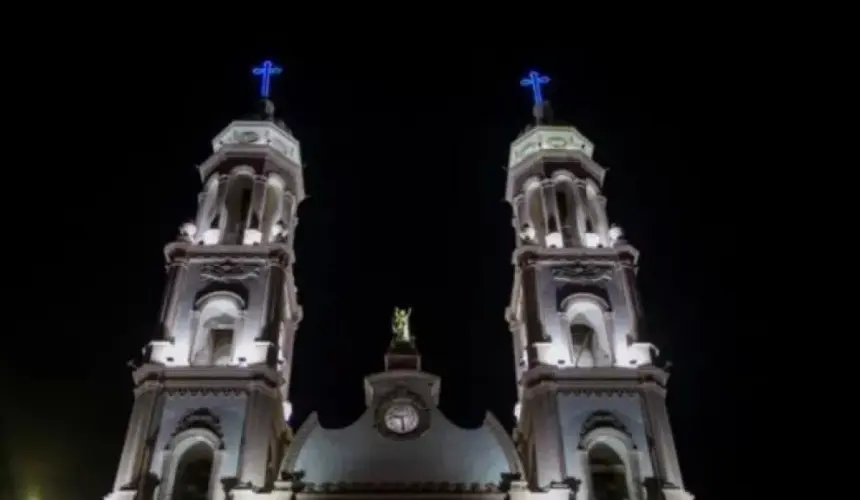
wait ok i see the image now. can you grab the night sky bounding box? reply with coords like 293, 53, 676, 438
2, 43, 740, 500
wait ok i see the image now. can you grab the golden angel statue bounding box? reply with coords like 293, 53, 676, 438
391, 307, 413, 343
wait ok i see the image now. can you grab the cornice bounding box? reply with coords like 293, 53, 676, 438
163, 242, 293, 268
132, 380, 163, 397
512, 245, 639, 268
519, 365, 669, 400
283, 480, 504, 495
132, 363, 283, 397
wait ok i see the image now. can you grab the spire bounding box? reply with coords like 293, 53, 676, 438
252, 59, 282, 100
507, 70, 595, 171
385, 307, 421, 371
520, 69, 552, 124
248, 59, 290, 130
207, 57, 303, 196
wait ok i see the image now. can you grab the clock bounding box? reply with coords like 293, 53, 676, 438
383, 401, 419, 434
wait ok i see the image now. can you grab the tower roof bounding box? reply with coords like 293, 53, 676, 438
511, 69, 596, 168
505, 71, 605, 202
508, 124, 596, 167
198, 60, 305, 203
209, 97, 301, 168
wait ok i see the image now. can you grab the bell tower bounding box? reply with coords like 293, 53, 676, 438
505, 71, 694, 500
106, 60, 305, 500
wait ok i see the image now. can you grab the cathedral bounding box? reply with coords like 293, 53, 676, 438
104, 63, 695, 500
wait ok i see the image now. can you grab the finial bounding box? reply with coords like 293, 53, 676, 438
263, 98, 276, 119
520, 70, 551, 123
252, 59, 283, 99
391, 307, 413, 344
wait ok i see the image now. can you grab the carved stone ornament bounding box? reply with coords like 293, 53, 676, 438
295, 481, 501, 493
552, 263, 612, 283
579, 410, 630, 440
200, 260, 261, 282
171, 408, 224, 440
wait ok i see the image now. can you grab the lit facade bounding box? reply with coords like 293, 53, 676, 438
105, 91, 694, 500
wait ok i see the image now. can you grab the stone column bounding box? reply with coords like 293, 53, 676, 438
520, 263, 544, 366
528, 391, 565, 487
642, 385, 685, 489
112, 386, 159, 490
156, 262, 183, 341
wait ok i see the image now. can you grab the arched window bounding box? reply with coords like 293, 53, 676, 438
195, 175, 221, 244
570, 322, 598, 367
561, 294, 613, 367
579, 422, 640, 500
588, 443, 630, 500
192, 312, 236, 366
191, 292, 244, 366
172, 441, 214, 500
222, 169, 255, 244
524, 178, 546, 245
160, 425, 223, 500
584, 180, 609, 247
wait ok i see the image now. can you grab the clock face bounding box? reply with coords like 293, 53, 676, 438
383, 402, 419, 434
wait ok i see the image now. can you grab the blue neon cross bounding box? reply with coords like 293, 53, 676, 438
520, 70, 551, 106
252, 60, 283, 98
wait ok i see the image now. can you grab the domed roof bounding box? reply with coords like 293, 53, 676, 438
280, 408, 522, 491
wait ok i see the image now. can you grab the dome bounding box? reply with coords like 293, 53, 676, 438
280, 408, 522, 492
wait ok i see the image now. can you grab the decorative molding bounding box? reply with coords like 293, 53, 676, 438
164, 259, 189, 271
171, 408, 224, 440
579, 410, 631, 439
132, 380, 162, 397
519, 365, 670, 397
164, 387, 249, 397
291, 480, 503, 493
280, 412, 319, 473
200, 260, 262, 282
552, 264, 613, 283
483, 413, 526, 476
521, 382, 641, 402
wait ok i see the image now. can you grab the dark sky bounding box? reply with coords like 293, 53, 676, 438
2, 41, 740, 500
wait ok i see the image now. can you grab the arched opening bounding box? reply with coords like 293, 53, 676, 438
588, 442, 630, 500
171, 441, 214, 500
210, 324, 234, 366
584, 180, 608, 247
525, 179, 546, 246
562, 294, 613, 367
515, 195, 534, 243
195, 176, 221, 244
554, 188, 574, 247
551, 174, 581, 247
570, 322, 597, 367
222, 173, 255, 244
191, 293, 243, 366
192, 313, 236, 366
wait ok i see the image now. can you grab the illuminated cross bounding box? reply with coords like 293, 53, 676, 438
252, 60, 283, 98
520, 70, 550, 106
